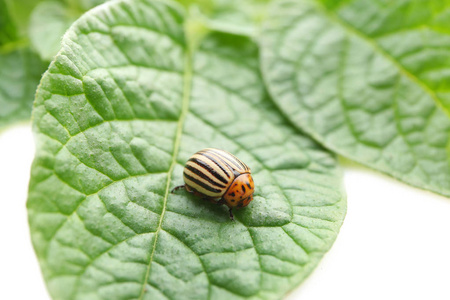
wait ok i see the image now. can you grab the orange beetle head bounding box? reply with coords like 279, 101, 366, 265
223, 173, 254, 208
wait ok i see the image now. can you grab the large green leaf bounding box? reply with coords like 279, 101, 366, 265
0, 48, 47, 130
260, 0, 450, 197
27, 0, 346, 299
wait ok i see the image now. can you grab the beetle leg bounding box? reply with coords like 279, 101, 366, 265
216, 198, 226, 205
171, 185, 185, 193
229, 208, 234, 221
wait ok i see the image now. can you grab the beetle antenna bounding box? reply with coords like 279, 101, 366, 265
229, 208, 234, 221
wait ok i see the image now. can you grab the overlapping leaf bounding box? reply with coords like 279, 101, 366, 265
29, 0, 111, 60
0, 0, 47, 130
0, 49, 47, 130
174, 0, 269, 37
0, 0, 17, 45
4, 0, 42, 36
319, 0, 450, 116
29, 1, 79, 61
261, 0, 450, 196
27, 0, 346, 299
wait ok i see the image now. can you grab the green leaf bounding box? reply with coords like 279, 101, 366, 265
0, 0, 48, 131
174, 0, 269, 37
318, 0, 450, 116
4, 0, 45, 37
5, 0, 106, 39
68, 0, 110, 11
27, 0, 346, 299
200, 0, 270, 37
0, 48, 47, 130
0, 0, 18, 45
28, 0, 111, 61
29, 1, 79, 61
0, 0, 110, 130
260, 0, 450, 197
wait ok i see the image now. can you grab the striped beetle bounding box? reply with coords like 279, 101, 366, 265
172, 148, 255, 220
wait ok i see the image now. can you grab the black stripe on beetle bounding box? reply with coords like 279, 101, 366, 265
185, 164, 226, 188
204, 152, 241, 177
232, 154, 249, 171
234, 157, 249, 170
208, 149, 243, 171
198, 153, 232, 178
189, 156, 230, 183
183, 173, 222, 193
200, 150, 235, 173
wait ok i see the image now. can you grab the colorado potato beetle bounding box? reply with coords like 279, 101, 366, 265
172, 148, 255, 220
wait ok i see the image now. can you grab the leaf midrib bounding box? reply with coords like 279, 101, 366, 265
137, 46, 192, 299
312, 0, 449, 117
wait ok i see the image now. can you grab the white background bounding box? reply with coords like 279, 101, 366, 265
1, 125, 450, 300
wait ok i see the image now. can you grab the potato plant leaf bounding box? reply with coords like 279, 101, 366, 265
0, 48, 47, 130
174, 0, 269, 37
28, 0, 111, 61
29, 1, 79, 61
261, 0, 450, 197
0, 0, 17, 45
4, 0, 43, 36
0, 0, 47, 131
27, 0, 346, 299
317, 0, 450, 116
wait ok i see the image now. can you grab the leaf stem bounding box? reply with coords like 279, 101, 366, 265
137, 21, 194, 300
